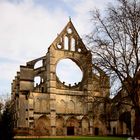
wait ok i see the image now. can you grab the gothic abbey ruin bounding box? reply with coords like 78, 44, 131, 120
11, 20, 139, 136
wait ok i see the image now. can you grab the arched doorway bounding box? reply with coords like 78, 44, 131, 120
95, 127, 99, 135
35, 115, 50, 136
93, 120, 104, 136
66, 117, 79, 135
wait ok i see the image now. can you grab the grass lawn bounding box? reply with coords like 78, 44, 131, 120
15, 136, 128, 140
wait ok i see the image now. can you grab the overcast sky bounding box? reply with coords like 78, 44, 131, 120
0, 0, 113, 98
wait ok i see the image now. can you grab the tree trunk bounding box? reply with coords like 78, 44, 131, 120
134, 110, 140, 137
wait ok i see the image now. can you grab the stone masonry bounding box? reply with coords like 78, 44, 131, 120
11, 20, 110, 136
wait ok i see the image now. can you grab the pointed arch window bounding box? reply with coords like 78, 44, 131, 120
68, 100, 75, 113
71, 38, 75, 51
64, 36, 69, 50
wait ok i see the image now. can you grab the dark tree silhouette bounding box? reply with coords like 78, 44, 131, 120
0, 100, 14, 140
87, 0, 140, 137
0, 102, 3, 139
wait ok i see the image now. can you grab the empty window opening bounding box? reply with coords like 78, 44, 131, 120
34, 76, 41, 87
57, 43, 62, 49
34, 60, 43, 69
67, 27, 72, 34
78, 48, 81, 52
56, 58, 83, 86
71, 38, 75, 51
64, 36, 69, 50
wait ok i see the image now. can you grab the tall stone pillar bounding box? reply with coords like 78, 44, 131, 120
50, 94, 56, 136
47, 48, 57, 136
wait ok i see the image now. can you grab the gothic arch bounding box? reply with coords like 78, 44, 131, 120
56, 116, 64, 136
64, 35, 69, 50
66, 117, 80, 135
66, 117, 79, 127
93, 119, 106, 135
77, 101, 83, 114
68, 100, 75, 113
56, 99, 66, 113
71, 37, 75, 51
35, 115, 50, 136
81, 117, 89, 135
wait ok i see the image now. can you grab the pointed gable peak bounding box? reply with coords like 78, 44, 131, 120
50, 20, 88, 53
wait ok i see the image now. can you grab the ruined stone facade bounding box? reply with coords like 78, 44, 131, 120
11, 20, 110, 136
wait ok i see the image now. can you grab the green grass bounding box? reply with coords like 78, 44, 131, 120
15, 136, 128, 140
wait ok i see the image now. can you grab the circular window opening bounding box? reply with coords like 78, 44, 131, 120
56, 58, 83, 86
67, 27, 72, 34
57, 44, 62, 49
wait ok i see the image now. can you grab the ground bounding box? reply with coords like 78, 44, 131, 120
15, 136, 127, 140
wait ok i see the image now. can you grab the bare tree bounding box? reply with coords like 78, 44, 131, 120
87, 0, 140, 137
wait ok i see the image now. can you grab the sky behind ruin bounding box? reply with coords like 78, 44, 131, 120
0, 0, 114, 99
